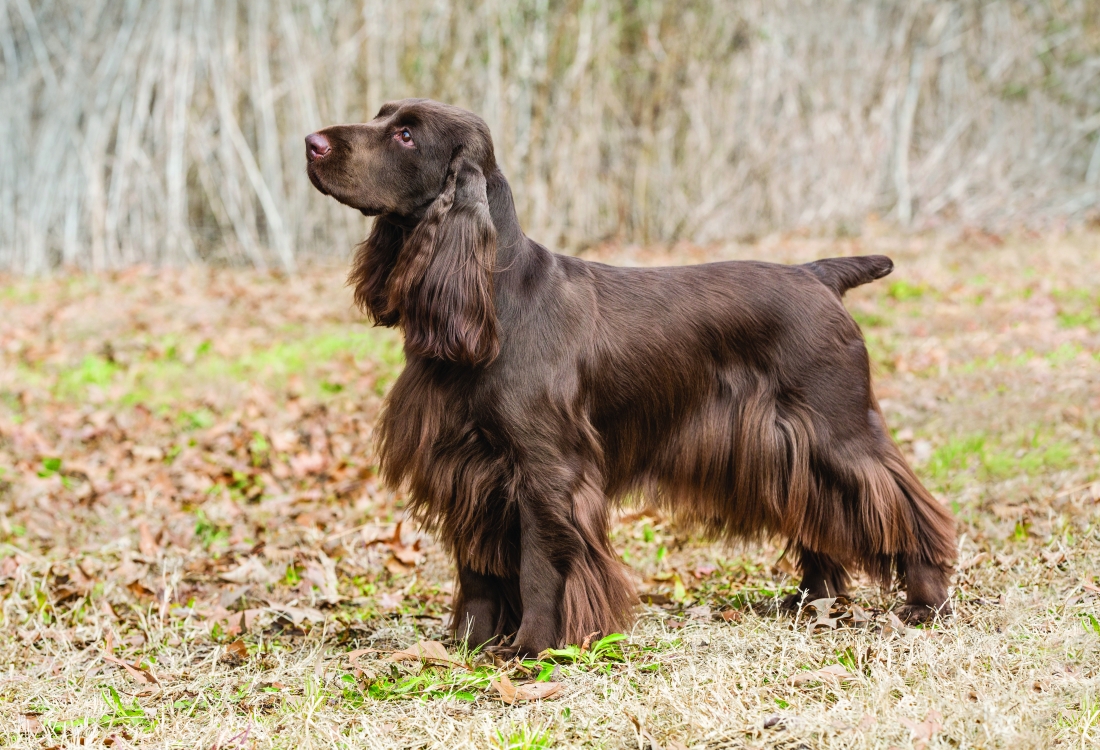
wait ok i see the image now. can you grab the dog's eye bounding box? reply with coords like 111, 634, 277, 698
395, 128, 414, 146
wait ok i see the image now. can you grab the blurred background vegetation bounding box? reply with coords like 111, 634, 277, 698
2, 0, 1100, 271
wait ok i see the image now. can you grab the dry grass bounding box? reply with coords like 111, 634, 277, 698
1, 232, 1099, 749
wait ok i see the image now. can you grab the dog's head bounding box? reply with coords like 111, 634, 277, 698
306, 98, 496, 219
306, 99, 499, 366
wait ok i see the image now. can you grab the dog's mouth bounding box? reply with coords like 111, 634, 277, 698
307, 167, 387, 216
306, 166, 330, 196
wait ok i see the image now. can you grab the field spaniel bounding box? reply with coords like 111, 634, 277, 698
305, 99, 956, 656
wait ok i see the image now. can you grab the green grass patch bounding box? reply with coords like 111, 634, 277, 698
851, 309, 889, 329
924, 431, 1078, 493
1053, 288, 1100, 331
348, 664, 499, 702
56, 354, 121, 397
887, 279, 930, 301
956, 342, 1093, 374
494, 722, 554, 749
37, 327, 404, 405
48, 686, 155, 735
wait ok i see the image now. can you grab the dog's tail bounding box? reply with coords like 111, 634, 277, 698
804, 255, 893, 297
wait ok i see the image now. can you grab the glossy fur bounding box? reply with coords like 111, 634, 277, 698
306, 99, 957, 656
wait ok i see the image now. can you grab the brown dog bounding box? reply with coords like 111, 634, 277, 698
306, 99, 955, 656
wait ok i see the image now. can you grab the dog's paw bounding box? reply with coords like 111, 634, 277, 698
778, 590, 830, 615
778, 592, 808, 614
486, 642, 542, 662
895, 601, 952, 624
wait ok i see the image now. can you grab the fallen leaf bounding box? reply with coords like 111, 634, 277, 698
491, 673, 518, 703
127, 580, 156, 599
103, 653, 159, 685
378, 591, 403, 610
517, 672, 563, 697
491, 673, 564, 703
685, 605, 711, 621
789, 663, 855, 686
806, 597, 843, 633
883, 611, 919, 637
773, 554, 800, 577
849, 603, 872, 625
225, 639, 249, 660
899, 710, 942, 750
302, 553, 343, 603
269, 605, 325, 626
672, 574, 687, 602
356, 523, 392, 544
958, 552, 989, 570
138, 522, 159, 558
0, 556, 19, 578
347, 648, 380, 669
20, 713, 44, 734
219, 558, 276, 585
210, 607, 265, 636
385, 557, 413, 577
218, 584, 251, 609
390, 543, 424, 566
720, 609, 741, 623
384, 640, 451, 663
290, 451, 327, 477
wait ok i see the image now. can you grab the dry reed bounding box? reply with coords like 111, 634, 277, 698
2, 1, 1099, 271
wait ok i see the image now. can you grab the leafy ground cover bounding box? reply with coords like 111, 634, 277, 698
0, 231, 1098, 748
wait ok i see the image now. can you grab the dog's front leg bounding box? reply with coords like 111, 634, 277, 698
453, 565, 510, 651
507, 497, 567, 658
504, 466, 635, 658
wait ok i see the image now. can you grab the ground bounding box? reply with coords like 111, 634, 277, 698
0, 230, 1098, 749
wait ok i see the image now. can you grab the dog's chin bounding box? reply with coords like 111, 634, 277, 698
324, 189, 384, 216
306, 169, 330, 196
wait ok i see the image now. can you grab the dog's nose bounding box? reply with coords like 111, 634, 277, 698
306, 133, 331, 162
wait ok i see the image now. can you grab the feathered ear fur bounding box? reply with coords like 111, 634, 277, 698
384, 153, 499, 365
348, 216, 406, 327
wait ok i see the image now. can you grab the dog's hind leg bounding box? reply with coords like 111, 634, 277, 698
781, 548, 851, 612
871, 413, 957, 623
896, 553, 952, 623
884, 450, 956, 623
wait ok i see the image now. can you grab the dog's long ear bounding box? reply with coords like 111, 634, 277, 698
348, 216, 406, 327
387, 153, 499, 365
